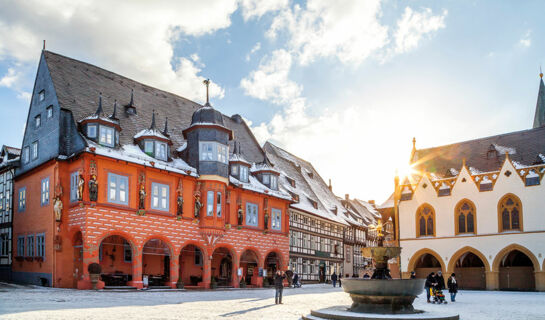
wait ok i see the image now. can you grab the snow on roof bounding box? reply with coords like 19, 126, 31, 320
251, 162, 279, 174
86, 140, 197, 177
493, 144, 516, 155
378, 193, 394, 209
78, 114, 119, 125
5, 146, 21, 155
134, 128, 169, 140
229, 175, 291, 200
539, 154, 545, 163
229, 152, 251, 165
449, 168, 459, 176
264, 142, 350, 225
469, 167, 483, 175
176, 142, 187, 152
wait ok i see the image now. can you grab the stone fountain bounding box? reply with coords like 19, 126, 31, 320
303, 220, 459, 320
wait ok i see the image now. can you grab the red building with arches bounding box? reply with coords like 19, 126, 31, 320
12, 50, 291, 289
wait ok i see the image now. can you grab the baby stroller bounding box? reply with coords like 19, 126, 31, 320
293, 277, 302, 288
431, 287, 447, 304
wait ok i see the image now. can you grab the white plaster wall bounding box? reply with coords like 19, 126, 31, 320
399, 159, 545, 272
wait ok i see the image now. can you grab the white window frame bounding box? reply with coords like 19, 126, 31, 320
18, 187, 26, 212
70, 171, 79, 202
246, 202, 258, 226
38, 90, 45, 101
35, 115, 41, 128
156, 142, 167, 161
270, 175, 278, 190
87, 124, 97, 138
41, 177, 49, 206
231, 165, 238, 175
272, 208, 282, 230
144, 140, 154, 156
99, 125, 115, 147
31, 141, 38, 160
151, 182, 169, 212
23, 147, 29, 164
216, 192, 222, 217
206, 191, 214, 216
107, 173, 129, 205
263, 174, 270, 184
240, 166, 249, 182
46, 106, 53, 118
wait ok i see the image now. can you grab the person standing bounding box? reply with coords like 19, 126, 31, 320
410, 271, 416, 279
425, 272, 436, 303
436, 271, 446, 290
274, 270, 285, 304
447, 273, 458, 302
331, 272, 338, 287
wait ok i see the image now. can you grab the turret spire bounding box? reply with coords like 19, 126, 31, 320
129, 89, 135, 106
95, 93, 104, 116
109, 99, 118, 120
533, 69, 545, 128
163, 116, 169, 137
150, 110, 156, 130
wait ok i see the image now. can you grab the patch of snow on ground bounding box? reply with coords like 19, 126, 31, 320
1, 283, 544, 320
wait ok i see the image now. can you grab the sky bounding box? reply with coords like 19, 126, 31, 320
0, 0, 544, 203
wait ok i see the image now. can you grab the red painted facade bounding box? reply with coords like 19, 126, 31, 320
13, 152, 290, 289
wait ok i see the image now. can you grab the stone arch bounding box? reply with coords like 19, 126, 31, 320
264, 249, 284, 270
240, 246, 263, 265
447, 246, 490, 273
179, 240, 207, 256
141, 235, 175, 257
407, 248, 446, 275
179, 241, 207, 287
492, 243, 540, 272
97, 232, 137, 287
96, 230, 138, 253
212, 245, 237, 287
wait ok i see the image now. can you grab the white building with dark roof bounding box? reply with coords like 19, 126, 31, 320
397, 74, 545, 291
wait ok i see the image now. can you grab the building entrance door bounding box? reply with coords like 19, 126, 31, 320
319, 263, 326, 283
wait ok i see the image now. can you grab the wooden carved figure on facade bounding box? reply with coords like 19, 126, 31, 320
194, 194, 202, 218
88, 174, 98, 202
53, 197, 63, 222
264, 211, 269, 230
138, 173, 146, 210
77, 171, 85, 201
237, 205, 243, 225
176, 179, 183, 217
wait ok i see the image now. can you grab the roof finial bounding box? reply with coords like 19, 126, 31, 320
150, 109, 156, 130
43, 40, 46, 51
129, 88, 135, 106
203, 78, 210, 106
412, 137, 416, 149
540, 66, 543, 79
95, 92, 104, 116
109, 99, 118, 120
163, 116, 169, 137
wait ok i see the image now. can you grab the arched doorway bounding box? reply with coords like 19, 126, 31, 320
179, 244, 204, 287
453, 252, 486, 289
240, 249, 259, 286
499, 250, 535, 291
212, 247, 233, 287
142, 238, 171, 287
72, 231, 83, 288
99, 235, 133, 286
265, 252, 281, 285
414, 253, 442, 279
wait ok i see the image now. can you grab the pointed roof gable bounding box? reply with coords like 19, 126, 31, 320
42, 50, 265, 163
533, 74, 545, 128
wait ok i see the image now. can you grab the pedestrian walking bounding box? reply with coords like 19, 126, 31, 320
331, 272, 338, 287
338, 274, 342, 287
274, 270, 285, 304
410, 271, 416, 279
293, 272, 300, 288
447, 273, 458, 302
425, 272, 436, 303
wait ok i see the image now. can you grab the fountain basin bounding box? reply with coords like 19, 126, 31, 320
342, 279, 425, 314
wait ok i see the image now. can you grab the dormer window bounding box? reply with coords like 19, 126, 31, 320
231, 165, 239, 175
287, 177, 296, 188
199, 141, 228, 164
156, 142, 167, 161
263, 174, 270, 184
240, 165, 249, 182
134, 112, 172, 161
99, 125, 115, 147
140, 139, 168, 161
270, 175, 278, 190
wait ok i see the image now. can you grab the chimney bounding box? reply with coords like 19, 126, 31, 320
368, 200, 375, 205
345, 194, 349, 201
328, 179, 332, 191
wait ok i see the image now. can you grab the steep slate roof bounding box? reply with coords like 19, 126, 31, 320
411, 126, 545, 177
264, 141, 350, 225
43, 51, 264, 163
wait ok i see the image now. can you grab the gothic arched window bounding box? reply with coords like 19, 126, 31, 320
416, 204, 435, 237
498, 194, 523, 232
455, 200, 476, 235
